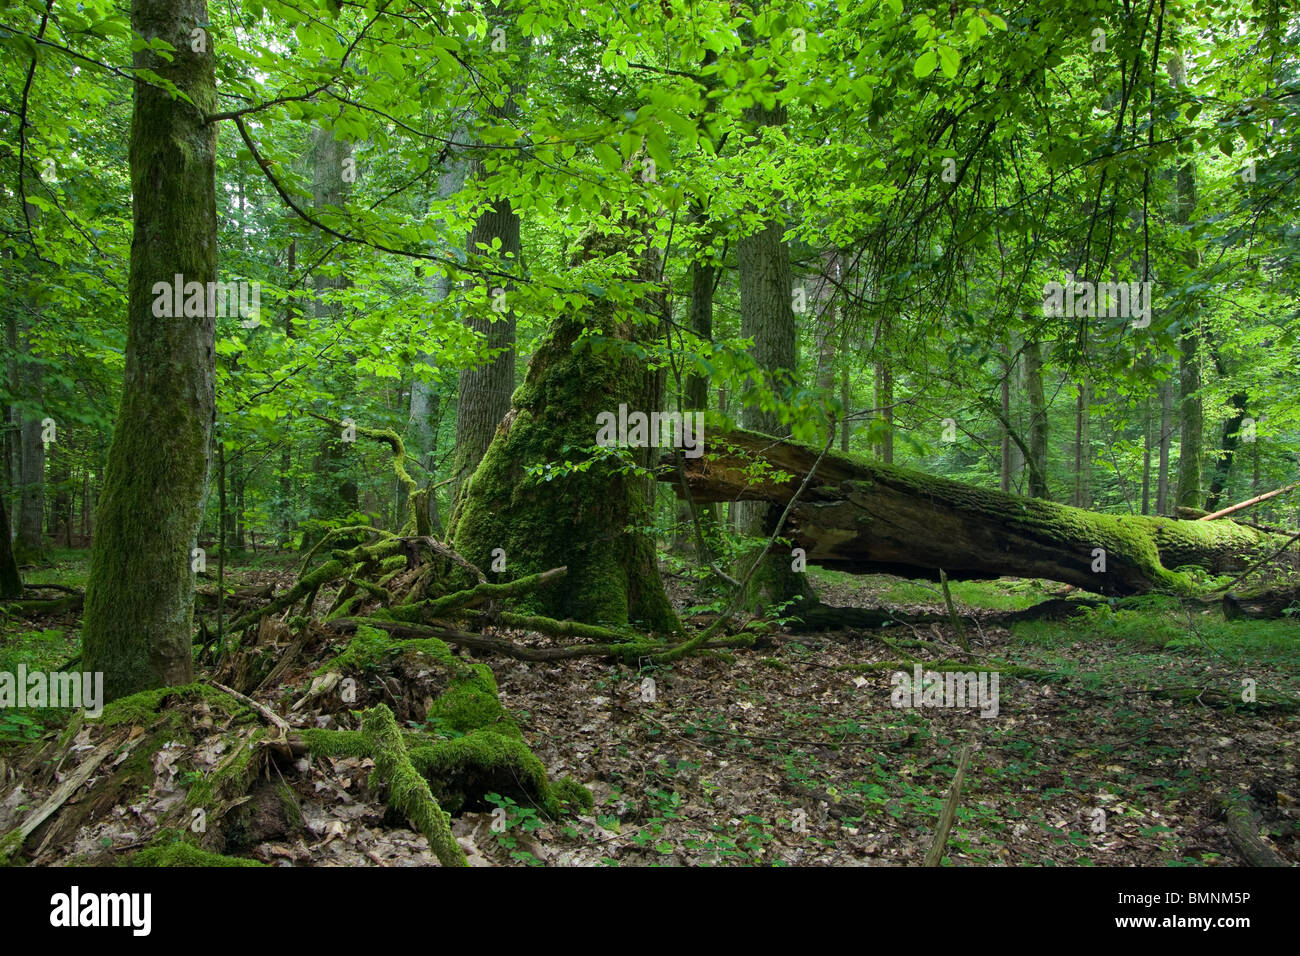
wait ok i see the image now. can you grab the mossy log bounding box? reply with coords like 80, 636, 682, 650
1221, 791, 1291, 867
665, 430, 1288, 597
1222, 583, 1300, 620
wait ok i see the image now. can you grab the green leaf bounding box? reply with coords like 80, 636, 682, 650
914, 50, 937, 78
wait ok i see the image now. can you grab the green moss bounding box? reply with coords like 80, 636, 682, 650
0, 827, 25, 866
94, 683, 253, 729
452, 289, 679, 633
314, 624, 396, 675
362, 705, 467, 866
426, 663, 514, 736
186, 728, 265, 810
551, 775, 595, 814
133, 835, 264, 868
299, 727, 370, 758
409, 727, 550, 815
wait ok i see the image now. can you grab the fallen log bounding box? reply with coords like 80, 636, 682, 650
665, 430, 1290, 596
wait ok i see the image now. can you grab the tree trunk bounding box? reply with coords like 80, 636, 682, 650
1205, 389, 1249, 511
676, 200, 718, 552
1073, 379, 1091, 508
0, 494, 22, 598
409, 128, 470, 533
305, 122, 357, 534
1024, 339, 1049, 498
1157, 373, 1174, 513
1000, 347, 1012, 493
667, 430, 1285, 598
17, 413, 44, 559
83, 0, 217, 701
452, 221, 678, 631
734, 101, 814, 612
1169, 48, 1204, 511
451, 25, 530, 508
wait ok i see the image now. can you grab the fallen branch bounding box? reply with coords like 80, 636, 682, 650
1221, 790, 1290, 867
924, 744, 971, 867
1199, 483, 1299, 522
0, 737, 124, 864
397, 566, 568, 620
328, 617, 754, 661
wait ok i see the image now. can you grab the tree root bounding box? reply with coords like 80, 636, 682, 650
390, 566, 568, 621
327, 617, 755, 661
360, 704, 467, 867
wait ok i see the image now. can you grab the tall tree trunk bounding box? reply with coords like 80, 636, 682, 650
452, 23, 529, 509
1141, 387, 1153, 515
839, 366, 850, 452
1168, 48, 1204, 510
1024, 339, 1049, 499
305, 122, 356, 535
452, 222, 677, 631
1157, 373, 1174, 514
278, 238, 299, 546
1073, 380, 1091, 508
677, 199, 718, 553
875, 359, 894, 463
735, 101, 813, 612
1000, 347, 1012, 493
0, 494, 21, 598
48, 428, 72, 544
83, 0, 217, 701
4, 312, 18, 530
13, 221, 44, 561
409, 128, 470, 533
1204, 389, 1248, 511
17, 413, 44, 559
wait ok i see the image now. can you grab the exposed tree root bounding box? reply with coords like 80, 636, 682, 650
359, 704, 467, 867
326, 617, 755, 661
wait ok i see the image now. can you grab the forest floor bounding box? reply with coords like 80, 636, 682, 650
1, 548, 1297, 866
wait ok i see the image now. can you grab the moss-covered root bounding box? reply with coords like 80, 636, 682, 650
361, 704, 468, 867
393, 567, 568, 622
307, 413, 419, 534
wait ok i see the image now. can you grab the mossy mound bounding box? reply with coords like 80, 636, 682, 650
306, 625, 591, 817
133, 833, 267, 867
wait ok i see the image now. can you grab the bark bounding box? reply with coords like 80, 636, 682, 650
1073, 379, 1091, 508
1023, 339, 1049, 498
1168, 48, 1204, 510
734, 101, 813, 612
305, 122, 356, 533
1205, 389, 1249, 511
0, 494, 22, 598
676, 200, 718, 552
1141, 386, 1152, 514
875, 360, 894, 463
1000, 347, 1011, 493
409, 127, 470, 523
452, 25, 530, 507
1157, 373, 1174, 513
665, 430, 1287, 598
451, 219, 678, 631
82, 0, 217, 701
17, 413, 43, 559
